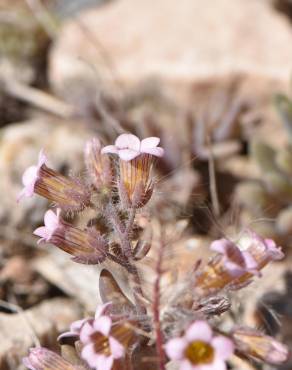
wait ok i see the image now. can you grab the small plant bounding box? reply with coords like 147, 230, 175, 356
19, 133, 288, 370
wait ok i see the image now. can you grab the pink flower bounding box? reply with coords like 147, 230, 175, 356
165, 321, 234, 370
58, 302, 112, 343
210, 238, 260, 277
101, 134, 164, 161
80, 306, 125, 370
18, 150, 90, 212
33, 209, 108, 264
18, 150, 47, 201
33, 209, 61, 244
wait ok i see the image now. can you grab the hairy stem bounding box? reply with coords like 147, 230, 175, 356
105, 202, 146, 315
106, 252, 134, 274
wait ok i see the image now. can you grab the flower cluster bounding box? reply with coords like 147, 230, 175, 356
20, 134, 289, 370
19, 134, 163, 266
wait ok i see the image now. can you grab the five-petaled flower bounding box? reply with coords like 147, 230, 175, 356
80, 306, 125, 370
102, 134, 164, 207
101, 133, 164, 161
165, 321, 234, 370
210, 238, 259, 277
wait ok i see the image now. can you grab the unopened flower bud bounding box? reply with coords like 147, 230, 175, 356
18, 150, 90, 212
84, 138, 113, 191
102, 134, 164, 208
232, 327, 289, 365
23, 347, 78, 370
34, 209, 108, 264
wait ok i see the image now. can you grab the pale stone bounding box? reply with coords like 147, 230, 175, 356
49, 0, 292, 97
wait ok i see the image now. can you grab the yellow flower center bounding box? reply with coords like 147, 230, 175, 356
185, 340, 214, 365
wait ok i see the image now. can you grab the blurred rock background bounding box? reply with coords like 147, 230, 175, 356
1, 0, 292, 368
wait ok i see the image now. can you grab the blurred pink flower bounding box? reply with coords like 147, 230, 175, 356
233, 327, 289, 365
210, 238, 259, 277
101, 134, 164, 161
18, 150, 47, 201
248, 231, 284, 263
80, 307, 124, 370
23, 347, 77, 370
33, 209, 61, 244
165, 321, 234, 370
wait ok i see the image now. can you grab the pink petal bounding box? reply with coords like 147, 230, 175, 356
264, 239, 284, 260
210, 239, 232, 254
80, 322, 96, 344
179, 359, 193, 370
165, 337, 187, 360
186, 321, 213, 342
22, 357, 35, 370
95, 302, 112, 319
82, 343, 98, 368
37, 149, 47, 168
96, 354, 114, 370
93, 316, 112, 336
242, 251, 257, 269
22, 166, 38, 187
44, 209, 59, 231
118, 149, 140, 161
201, 360, 226, 370
17, 185, 34, 202
70, 318, 89, 333
224, 261, 245, 277
242, 251, 260, 276
101, 145, 119, 155
33, 226, 50, 241
141, 146, 164, 157
212, 336, 234, 361
109, 336, 124, 359
115, 134, 140, 151
140, 137, 160, 150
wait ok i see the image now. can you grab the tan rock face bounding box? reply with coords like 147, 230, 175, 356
49, 0, 292, 96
